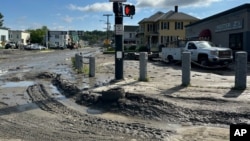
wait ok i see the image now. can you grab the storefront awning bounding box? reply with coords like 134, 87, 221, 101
199, 29, 211, 38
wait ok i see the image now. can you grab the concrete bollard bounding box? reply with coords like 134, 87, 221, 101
139, 52, 148, 81
235, 51, 248, 89
75, 53, 80, 69
182, 52, 191, 86
89, 56, 95, 77
79, 54, 83, 70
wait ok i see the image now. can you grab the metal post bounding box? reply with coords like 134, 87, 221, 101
182, 52, 191, 86
235, 51, 247, 89
114, 2, 124, 80
89, 57, 95, 77
139, 52, 148, 81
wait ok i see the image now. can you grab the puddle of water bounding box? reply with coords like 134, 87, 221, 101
16, 103, 39, 112
87, 108, 105, 114
0, 69, 8, 76
1, 81, 34, 88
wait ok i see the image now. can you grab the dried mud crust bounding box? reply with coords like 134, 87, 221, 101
24, 83, 173, 141
52, 73, 250, 126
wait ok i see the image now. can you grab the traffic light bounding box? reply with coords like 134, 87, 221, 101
124, 5, 135, 16
113, 2, 123, 15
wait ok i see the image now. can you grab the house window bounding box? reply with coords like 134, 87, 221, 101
161, 22, 169, 30
16, 35, 19, 39
167, 36, 169, 43
55, 35, 59, 39
147, 24, 154, 32
164, 22, 169, 29
175, 22, 183, 30
1, 35, 6, 41
129, 33, 132, 38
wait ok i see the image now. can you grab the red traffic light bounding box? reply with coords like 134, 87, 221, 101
124, 5, 135, 16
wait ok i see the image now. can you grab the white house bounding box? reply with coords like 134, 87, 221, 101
0, 27, 9, 48
9, 30, 30, 45
46, 30, 69, 48
123, 25, 139, 47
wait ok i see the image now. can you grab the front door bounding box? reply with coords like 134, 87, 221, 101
229, 32, 243, 59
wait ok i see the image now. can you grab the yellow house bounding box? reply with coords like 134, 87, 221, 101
138, 6, 199, 52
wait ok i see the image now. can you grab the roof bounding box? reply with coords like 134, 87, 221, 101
124, 25, 139, 32
163, 11, 199, 20
0, 27, 9, 30
138, 11, 164, 23
10, 30, 30, 33
138, 10, 199, 24
186, 3, 250, 27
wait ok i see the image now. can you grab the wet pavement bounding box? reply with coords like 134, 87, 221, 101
0, 48, 250, 140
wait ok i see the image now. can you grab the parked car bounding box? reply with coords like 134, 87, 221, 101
25, 44, 47, 50
5, 42, 17, 49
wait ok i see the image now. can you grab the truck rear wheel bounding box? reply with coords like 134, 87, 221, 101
167, 55, 174, 63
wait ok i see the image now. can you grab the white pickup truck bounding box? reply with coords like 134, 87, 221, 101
159, 41, 233, 66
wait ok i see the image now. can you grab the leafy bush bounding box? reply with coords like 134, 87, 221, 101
137, 46, 148, 52
107, 47, 115, 51
128, 45, 137, 51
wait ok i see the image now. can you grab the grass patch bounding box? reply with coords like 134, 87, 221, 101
71, 57, 89, 74
103, 51, 115, 54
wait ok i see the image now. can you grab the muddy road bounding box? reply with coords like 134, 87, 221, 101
1, 48, 250, 141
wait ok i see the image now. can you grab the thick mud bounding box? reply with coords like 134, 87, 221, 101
52, 72, 250, 126
1, 49, 250, 141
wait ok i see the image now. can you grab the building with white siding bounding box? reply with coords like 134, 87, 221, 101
0, 27, 9, 48
46, 30, 69, 49
9, 30, 30, 46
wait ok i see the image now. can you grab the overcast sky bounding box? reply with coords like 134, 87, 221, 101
0, 0, 248, 31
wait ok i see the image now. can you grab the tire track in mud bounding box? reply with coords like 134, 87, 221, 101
26, 83, 173, 141
116, 92, 250, 125
52, 73, 250, 127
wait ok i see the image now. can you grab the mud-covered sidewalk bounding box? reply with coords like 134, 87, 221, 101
0, 49, 250, 141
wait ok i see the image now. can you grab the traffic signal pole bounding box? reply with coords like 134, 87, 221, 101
111, 0, 135, 80
114, 2, 124, 80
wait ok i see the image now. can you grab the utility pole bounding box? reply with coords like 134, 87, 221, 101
103, 14, 113, 44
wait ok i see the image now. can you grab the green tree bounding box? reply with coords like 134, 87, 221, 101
27, 26, 48, 44
0, 12, 4, 27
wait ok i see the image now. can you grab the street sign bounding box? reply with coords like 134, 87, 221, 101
116, 51, 122, 59
115, 24, 123, 35
109, 0, 126, 2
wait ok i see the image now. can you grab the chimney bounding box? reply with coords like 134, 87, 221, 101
175, 5, 178, 12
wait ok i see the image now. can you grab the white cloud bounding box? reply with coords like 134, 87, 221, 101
68, 2, 113, 12
60, 15, 90, 23
136, 0, 221, 8
62, 15, 74, 23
